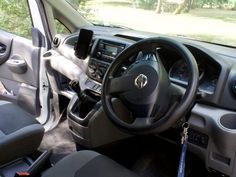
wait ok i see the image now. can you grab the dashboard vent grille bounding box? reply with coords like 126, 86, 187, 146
53, 35, 61, 47
115, 34, 142, 41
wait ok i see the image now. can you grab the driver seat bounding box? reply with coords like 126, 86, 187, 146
42, 150, 139, 177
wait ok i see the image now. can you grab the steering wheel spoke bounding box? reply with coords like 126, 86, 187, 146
170, 83, 186, 99
132, 117, 152, 128
108, 75, 134, 96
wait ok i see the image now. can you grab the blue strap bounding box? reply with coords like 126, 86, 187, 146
177, 140, 188, 177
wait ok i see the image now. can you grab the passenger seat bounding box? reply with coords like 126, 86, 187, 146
0, 101, 44, 165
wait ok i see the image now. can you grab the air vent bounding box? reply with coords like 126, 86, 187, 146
53, 35, 61, 47
231, 80, 236, 97
115, 34, 142, 41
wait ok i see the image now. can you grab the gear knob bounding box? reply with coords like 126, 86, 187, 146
69, 80, 81, 94
69, 80, 86, 101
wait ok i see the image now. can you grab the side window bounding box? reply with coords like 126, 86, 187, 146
55, 19, 71, 34
0, 0, 32, 39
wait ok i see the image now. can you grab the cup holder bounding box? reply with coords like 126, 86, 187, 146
220, 114, 236, 130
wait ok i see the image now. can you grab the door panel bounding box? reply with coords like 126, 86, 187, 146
0, 29, 40, 116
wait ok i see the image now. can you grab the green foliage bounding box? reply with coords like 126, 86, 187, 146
55, 19, 71, 34
133, 0, 157, 10
66, 0, 95, 22
133, 0, 236, 12
66, 0, 83, 7
162, 2, 179, 12
195, 0, 229, 8
0, 0, 32, 38
231, 0, 236, 9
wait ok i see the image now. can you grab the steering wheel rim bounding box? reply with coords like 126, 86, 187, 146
101, 37, 199, 134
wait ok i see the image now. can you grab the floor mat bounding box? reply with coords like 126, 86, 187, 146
39, 120, 76, 164
128, 136, 207, 177
132, 148, 207, 177
132, 148, 179, 177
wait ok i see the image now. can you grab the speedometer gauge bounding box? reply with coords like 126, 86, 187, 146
169, 60, 204, 83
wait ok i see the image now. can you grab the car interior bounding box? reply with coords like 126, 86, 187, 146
0, 0, 236, 177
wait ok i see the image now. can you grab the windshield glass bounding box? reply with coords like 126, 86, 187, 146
66, 0, 236, 47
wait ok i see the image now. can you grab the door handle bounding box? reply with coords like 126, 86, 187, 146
6, 56, 27, 74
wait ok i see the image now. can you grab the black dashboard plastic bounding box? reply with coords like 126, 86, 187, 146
163, 45, 222, 94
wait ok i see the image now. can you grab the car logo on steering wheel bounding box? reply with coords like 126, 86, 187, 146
134, 74, 148, 89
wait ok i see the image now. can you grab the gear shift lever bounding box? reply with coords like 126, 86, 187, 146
68, 80, 100, 118
69, 80, 86, 101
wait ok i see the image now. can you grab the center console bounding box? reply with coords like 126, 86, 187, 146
66, 36, 132, 148
87, 38, 128, 83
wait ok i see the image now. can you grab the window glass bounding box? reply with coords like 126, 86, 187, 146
0, 0, 32, 39
55, 19, 71, 34
65, 0, 236, 47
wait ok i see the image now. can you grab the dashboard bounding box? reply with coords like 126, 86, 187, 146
49, 27, 236, 112
45, 27, 236, 177
62, 34, 222, 97
160, 45, 221, 95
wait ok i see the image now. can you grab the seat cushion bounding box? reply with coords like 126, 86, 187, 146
0, 101, 44, 165
42, 150, 139, 177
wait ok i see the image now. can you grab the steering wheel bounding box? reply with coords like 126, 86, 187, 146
101, 37, 199, 134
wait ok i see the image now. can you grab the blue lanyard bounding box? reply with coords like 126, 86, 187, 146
177, 140, 188, 177
178, 122, 189, 177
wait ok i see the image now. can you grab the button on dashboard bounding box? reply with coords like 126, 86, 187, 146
88, 67, 95, 74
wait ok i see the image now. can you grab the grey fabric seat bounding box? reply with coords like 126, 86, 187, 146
0, 101, 44, 165
43, 150, 139, 177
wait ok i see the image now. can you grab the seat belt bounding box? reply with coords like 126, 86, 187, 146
177, 122, 189, 177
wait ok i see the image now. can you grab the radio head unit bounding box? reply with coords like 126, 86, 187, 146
88, 39, 127, 82
93, 39, 126, 62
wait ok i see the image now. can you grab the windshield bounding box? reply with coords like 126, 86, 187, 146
66, 0, 236, 47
